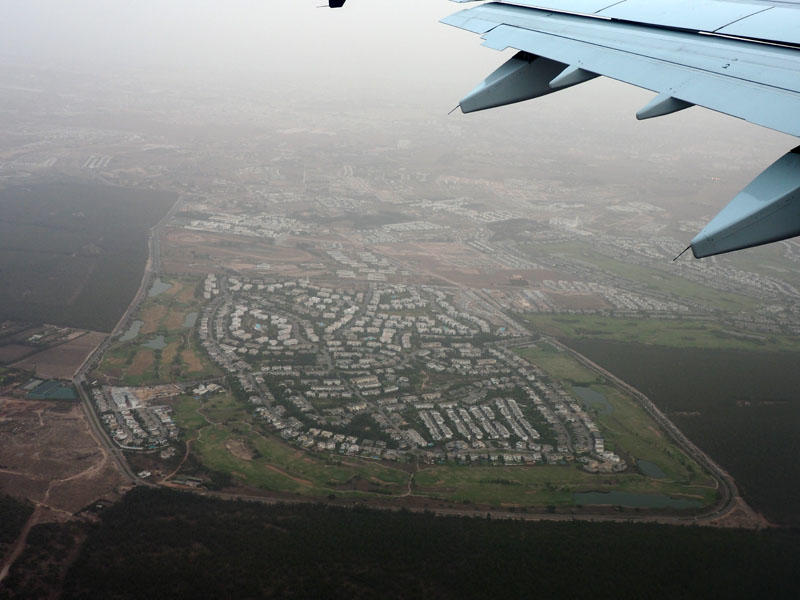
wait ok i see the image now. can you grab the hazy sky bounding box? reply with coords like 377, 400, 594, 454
1, 0, 794, 199
1, 1, 489, 91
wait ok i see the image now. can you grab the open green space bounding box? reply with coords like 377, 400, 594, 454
172, 392, 409, 498
568, 339, 800, 525
414, 462, 715, 508
525, 313, 800, 352
517, 342, 599, 384
507, 342, 716, 508
413, 345, 716, 509
0, 180, 175, 331
519, 314, 800, 522
94, 276, 219, 386
522, 240, 759, 312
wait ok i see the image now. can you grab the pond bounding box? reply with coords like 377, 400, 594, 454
142, 335, 167, 350
148, 277, 172, 297
183, 311, 198, 329
638, 460, 667, 479
119, 320, 143, 342
573, 386, 613, 415
573, 491, 701, 509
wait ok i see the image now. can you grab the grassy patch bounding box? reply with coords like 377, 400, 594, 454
517, 343, 599, 385
525, 314, 800, 352
414, 463, 715, 507
507, 342, 716, 509
171, 391, 408, 497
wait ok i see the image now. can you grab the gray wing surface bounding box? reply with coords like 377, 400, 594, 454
443, 0, 800, 136
441, 1, 800, 258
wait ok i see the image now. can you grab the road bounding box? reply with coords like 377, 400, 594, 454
69, 194, 186, 487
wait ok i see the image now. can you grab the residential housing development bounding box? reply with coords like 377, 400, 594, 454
195, 275, 624, 470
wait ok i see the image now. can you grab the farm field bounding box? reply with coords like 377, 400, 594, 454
12, 331, 106, 380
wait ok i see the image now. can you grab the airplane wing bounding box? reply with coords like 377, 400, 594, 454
335, 1, 800, 259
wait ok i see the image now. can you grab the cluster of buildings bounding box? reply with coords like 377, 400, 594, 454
91, 385, 180, 450
184, 212, 312, 239
196, 274, 624, 469
325, 247, 398, 281
538, 279, 689, 313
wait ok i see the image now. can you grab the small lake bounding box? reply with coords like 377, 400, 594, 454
638, 460, 667, 479
183, 311, 198, 328
574, 491, 701, 509
119, 320, 143, 342
148, 277, 172, 297
573, 386, 613, 415
142, 335, 167, 350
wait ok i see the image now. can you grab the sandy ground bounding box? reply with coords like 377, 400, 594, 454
0, 397, 125, 517
11, 332, 107, 380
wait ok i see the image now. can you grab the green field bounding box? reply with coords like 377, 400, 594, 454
522, 240, 759, 313
94, 276, 219, 386
525, 314, 800, 352
567, 338, 800, 525
172, 393, 410, 498
414, 462, 716, 507
518, 342, 599, 384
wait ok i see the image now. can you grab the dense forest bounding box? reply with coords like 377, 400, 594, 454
58, 488, 800, 599
1, 522, 87, 600
0, 180, 175, 331
0, 495, 33, 558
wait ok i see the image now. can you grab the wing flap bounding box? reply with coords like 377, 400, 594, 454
477, 0, 800, 46
596, 0, 769, 32
443, 3, 800, 136
717, 7, 800, 45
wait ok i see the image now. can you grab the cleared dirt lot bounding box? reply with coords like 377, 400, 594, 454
162, 229, 326, 276
375, 242, 568, 287
0, 397, 125, 518
11, 332, 106, 380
